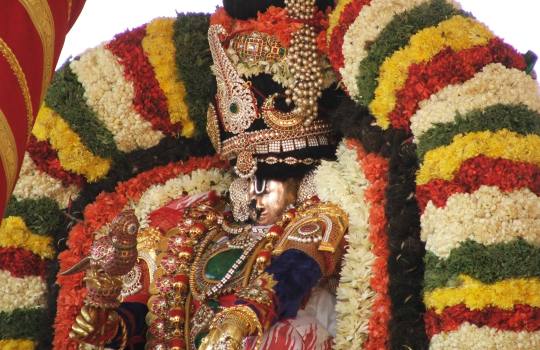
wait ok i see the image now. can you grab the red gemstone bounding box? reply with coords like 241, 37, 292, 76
168, 338, 185, 349
173, 274, 189, 284
258, 250, 271, 260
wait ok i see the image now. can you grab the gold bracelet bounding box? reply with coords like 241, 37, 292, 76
211, 305, 263, 348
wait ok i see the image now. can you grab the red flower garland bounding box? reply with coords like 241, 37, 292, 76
389, 38, 527, 130
327, 0, 371, 72
53, 155, 228, 349
425, 304, 540, 338
416, 155, 540, 212
27, 135, 87, 188
0, 247, 47, 278
107, 26, 180, 135
347, 139, 391, 350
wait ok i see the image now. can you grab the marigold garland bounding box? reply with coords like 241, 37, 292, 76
370, 15, 493, 128
32, 105, 112, 182
422, 186, 540, 258
389, 38, 526, 130
425, 275, 540, 314
107, 25, 180, 135
429, 322, 540, 349
0, 247, 46, 279
69, 45, 165, 152
425, 304, 540, 337
5, 197, 64, 236
142, 18, 194, 137
340, 0, 433, 98
54, 155, 228, 349
356, 0, 462, 107
417, 129, 540, 185
424, 239, 540, 292
416, 155, 540, 212
0, 217, 54, 259
410, 63, 540, 140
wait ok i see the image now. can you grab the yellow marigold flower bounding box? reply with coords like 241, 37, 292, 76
142, 18, 194, 138
32, 105, 111, 182
417, 129, 540, 185
370, 15, 493, 128
327, 0, 354, 44
0, 216, 54, 259
0, 340, 35, 350
425, 275, 540, 314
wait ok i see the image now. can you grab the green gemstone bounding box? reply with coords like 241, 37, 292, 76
204, 248, 244, 280
207, 299, 220, 311
229, 102, 239, 114
195, 331, 208, 349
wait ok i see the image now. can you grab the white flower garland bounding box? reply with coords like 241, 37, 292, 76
429, 322, 540, 350
314, 143, 375, 350
340, 0, 461, 99
70, 45, 164, 152
421, 186, 540, 258
0, 270, 46, 312
135, 168, 232, 229
12, 154, 80, 209
411, 63, 540, 141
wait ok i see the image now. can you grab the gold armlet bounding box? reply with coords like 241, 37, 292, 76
211, 305, 263, 347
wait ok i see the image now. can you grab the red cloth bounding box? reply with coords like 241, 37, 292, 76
0, 0, 85, 216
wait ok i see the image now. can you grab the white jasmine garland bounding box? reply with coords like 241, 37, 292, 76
411, 63, 540, 141
314, 143, 375, 350
70, 45, 164, 152
135, 168, 232, 229
12, 154, 80, 209
429, 322, 540, 350
340, 0, 461, 99
0, 270, 46, 312
421, 186, 540, 258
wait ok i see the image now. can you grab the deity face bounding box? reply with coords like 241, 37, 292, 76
248, 177, 299, 225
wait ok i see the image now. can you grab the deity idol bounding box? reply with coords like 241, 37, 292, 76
64, 0, 350, 349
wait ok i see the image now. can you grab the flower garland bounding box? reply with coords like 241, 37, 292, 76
54, 155, 228, 349
142, 18, 194, 137
107, 25, 180, 135
370, 15, 493, 128
314, 142, 375, 350
12, 155, 80, 209
416, 156, 540, 212
0, 340, 35, 349
0, 270, 46, 312
356, 0, 463, 108
421, 186, 540, 258
410, 63, 540, 140
26, 136, 86, 188
326, 0, 370, 72
0, 217, 54, 259
346, 139, 391, 350
425, 275, 540, 314
340, 0, 435, 99
425, 304, 540, 336
429, 323, 540, 349
0, 308, 48, 344
0, 248, 46, 278
388, 38, 526, 130
44, 65, 120, 160
69, 45, 165, 152
424, 239, 540, 292
32, 105, 112, 182
417, 129, 540, 185
173, 13, 214, 138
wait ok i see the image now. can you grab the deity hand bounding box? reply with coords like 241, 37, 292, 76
69, 305, 120, 346
199, 306, 262, 350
